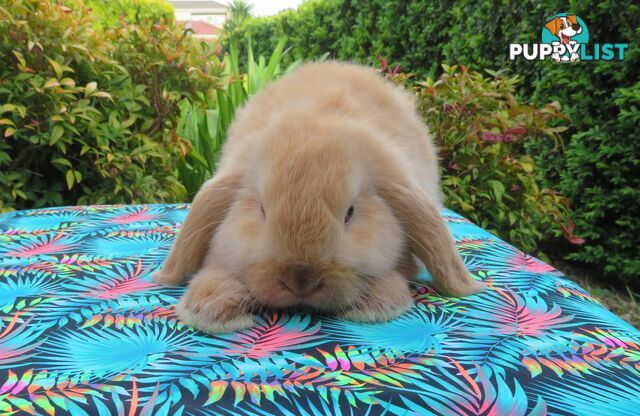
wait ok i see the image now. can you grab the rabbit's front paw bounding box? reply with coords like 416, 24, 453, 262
153, 266, 185, 286
339, 271, 413, 323
176, 268, 254, 333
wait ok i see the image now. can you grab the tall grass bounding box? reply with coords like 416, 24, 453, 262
177, 39, 303, 197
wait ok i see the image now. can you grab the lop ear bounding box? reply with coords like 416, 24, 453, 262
544, 17, 561, 36
154, 173, 242, 286
379, 181, 485, 297
567, 15, 578, 25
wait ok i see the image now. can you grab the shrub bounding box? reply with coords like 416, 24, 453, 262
83, 0, 174, 27
412, 65, 577, 254
227, 0, 343, 68
0, 0, 217, 212
228, 0, 640, 284
559, 83, 640, 279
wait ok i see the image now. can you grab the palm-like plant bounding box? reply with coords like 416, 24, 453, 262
177, 39, 302, 197
223, 0, 253, 45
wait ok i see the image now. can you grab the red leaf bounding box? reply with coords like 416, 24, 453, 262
507, 126, 527, 134
569, 236, 586, 245
378, 54, 388, 71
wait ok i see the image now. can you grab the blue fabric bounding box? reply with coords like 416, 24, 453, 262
0, 204, 639, 415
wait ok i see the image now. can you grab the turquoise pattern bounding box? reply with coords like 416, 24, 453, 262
0, 204, 639, 415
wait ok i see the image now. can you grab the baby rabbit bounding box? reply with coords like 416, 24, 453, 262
154, 61, 486, 333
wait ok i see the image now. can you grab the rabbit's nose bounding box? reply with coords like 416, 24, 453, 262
281, 264, 322, 296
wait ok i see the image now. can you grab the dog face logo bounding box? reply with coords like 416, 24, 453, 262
545, 15, 582, 44
541, 13, 589, 62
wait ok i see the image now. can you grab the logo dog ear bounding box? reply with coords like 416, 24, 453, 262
544, 17, 561, 36
566, 15, 578, 25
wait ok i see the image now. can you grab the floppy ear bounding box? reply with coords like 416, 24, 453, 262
154, 173, 243, 286
544, 17, 561, 36
566, 15, 578, 25
379, 181, 486, 297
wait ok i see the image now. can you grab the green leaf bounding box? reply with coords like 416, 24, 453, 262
12, 189, 26, 199
0, 104, 16, 114
12, 50, 26, 68
46, 57, 64, 79
0, 151, 10, 164
486, 180, 505, 203
92, 91, 112, 100
43, 78, 60, 89
520, 161, 534, 173
66, 170, 75, 189
188, 148, 209, 169
121, 116, 137, 128
60, 78, 76, 87
85, 82, 97, 96
52, 158, 72, 168
265, 37, 287, 82
50, 125, 64, 144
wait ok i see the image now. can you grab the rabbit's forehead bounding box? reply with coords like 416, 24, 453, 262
254, 142, 367, 206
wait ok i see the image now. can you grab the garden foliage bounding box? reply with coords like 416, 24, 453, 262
0, 0, 217, 211
83, 0, 174, 27
414, 65, 577, 254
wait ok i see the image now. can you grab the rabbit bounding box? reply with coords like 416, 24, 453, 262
154, 61, 486, 333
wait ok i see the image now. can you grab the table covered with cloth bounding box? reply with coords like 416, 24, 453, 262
0, 204, 639, 415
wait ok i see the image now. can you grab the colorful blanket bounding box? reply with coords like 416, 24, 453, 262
0, 204, 639, 415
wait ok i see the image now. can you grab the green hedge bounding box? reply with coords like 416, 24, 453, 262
0, 0, 217, 211
228, 0, 640, 285
84, 0, 174, 27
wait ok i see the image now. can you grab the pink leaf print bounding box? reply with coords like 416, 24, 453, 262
222, 313, 321, 358
85, 260, 155, 299
509, 253, 556, 274
8, 232, 75, 258
108, 207, 157, 224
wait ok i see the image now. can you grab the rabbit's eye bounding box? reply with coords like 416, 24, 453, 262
260, 203, 266, 218
344, 205, 354, 224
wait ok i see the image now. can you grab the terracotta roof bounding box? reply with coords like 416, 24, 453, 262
178, 20, 221, 36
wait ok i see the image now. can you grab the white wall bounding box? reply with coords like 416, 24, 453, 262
191, 13, 226, 26
174, 9, 227, 26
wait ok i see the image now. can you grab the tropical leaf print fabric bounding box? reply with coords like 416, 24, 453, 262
0, 204, 639, 416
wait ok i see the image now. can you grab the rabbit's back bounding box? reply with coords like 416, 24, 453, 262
221, 61, 441, 203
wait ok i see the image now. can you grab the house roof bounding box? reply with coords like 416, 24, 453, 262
170, 0, 227, 10
178, 20, 221, 36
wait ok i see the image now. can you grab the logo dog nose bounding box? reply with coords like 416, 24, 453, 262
280, 264, 321, 296
572, 23, 580, 31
